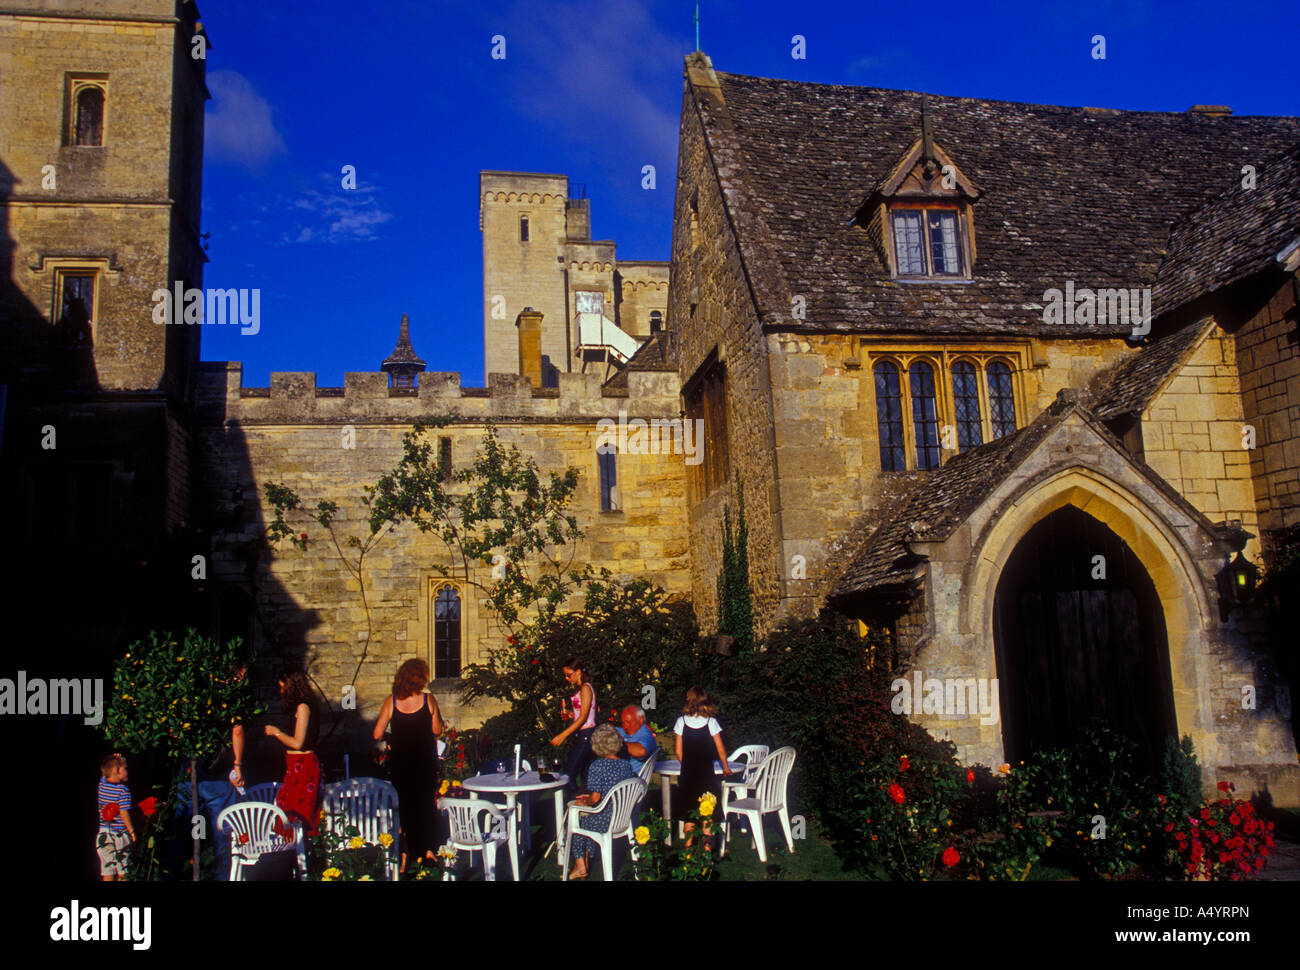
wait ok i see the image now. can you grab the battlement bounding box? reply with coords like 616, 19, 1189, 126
195, 362, 680, 425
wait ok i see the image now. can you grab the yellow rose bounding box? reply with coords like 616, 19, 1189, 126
322, 867, 341, 880
358, 875, 373, 882
349, 836, 364, 849
634, 826, 650, 845
378, 833, 394, 848
438, 780, 450, 796
698, 793, 716, 817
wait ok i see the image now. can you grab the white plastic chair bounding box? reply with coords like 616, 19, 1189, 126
216, 801, 297, 881
720, 745, 769, 841
242, 782, 279, 803
320, 778, 401, 882
636, 754, 659, 787
721, 746, 796, 863
562, 777, 646, 881
441, 797, 510, 881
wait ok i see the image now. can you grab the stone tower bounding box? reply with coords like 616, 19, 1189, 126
0, 0, 211, 659
479, 171, 669, 384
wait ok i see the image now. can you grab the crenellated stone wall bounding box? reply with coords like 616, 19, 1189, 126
193, 362, 692, 741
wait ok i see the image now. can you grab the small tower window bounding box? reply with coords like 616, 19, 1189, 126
439, 437, 453, 483
649, 310, 663, 333
598, 445, 619, 512
73, 84, 105, 146
520, 216, 529, 242
55, 270, 96, 345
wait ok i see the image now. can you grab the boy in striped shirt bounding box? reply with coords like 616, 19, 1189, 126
97, 753, 136, 880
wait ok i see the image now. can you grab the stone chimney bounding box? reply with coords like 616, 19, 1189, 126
516, 307, 544, 387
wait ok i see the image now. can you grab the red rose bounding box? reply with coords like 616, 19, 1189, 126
507, 635, 516, 645
1157, 794, 1166, 804
531, 658, 537, 665
238, 833, 249, 845
899, 756, 909, 772
300, 532, 308, 541
139, 797, 158, 817
1217, 781, 1232, 792
965, 769, 975, 784
942, 846, 959, 867
100, 803, 120, 823
888, 783, 905, 805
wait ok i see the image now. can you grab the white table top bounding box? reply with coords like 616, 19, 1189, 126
460, 771, 569, 794
653, 760, 744, 776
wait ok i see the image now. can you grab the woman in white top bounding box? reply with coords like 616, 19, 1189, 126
674, 686, 729, 848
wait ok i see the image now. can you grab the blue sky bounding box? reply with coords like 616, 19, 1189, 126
199, 0, 1298, 386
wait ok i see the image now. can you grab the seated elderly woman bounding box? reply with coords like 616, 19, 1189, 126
567, 723, 634, 880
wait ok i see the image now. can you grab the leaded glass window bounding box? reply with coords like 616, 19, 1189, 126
952, 360, 983, 452
891, 211, 926, 275
874, 360, 905, 472
433, 585, 461, 678
910, 361, 941, 470
988, 361, 1016, 439
927, 210, 961, 275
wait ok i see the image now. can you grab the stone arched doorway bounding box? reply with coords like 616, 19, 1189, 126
992, 505, 1177, 768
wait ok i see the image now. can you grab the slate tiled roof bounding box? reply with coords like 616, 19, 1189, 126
1154, 142, 1300, 316
699, 68, 1300, 337
601, 331, 676, 390
829, 399, 1074, 599
1086, 318, 1215, 419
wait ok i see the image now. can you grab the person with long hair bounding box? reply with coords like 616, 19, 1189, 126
266, 669, 322, 840
674, 686, 729, 849
373, 658, 444, 873
550, 656, 597, 790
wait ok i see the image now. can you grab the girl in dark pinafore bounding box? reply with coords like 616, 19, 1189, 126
674, 686, 730, 850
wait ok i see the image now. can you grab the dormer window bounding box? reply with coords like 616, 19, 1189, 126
891, 207, 963, 277
856, 97, 982, 282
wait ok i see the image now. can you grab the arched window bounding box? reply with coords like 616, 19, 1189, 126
598, 444, 618, 511
519, 215, 529, 242
649, 310, 663, 333
433, 584, 461, 679
874, 360, 905, 472
910, 360, 941, 470
951, 360, 983, 452
74, 85, 104, 146
988, 360, 1016, 439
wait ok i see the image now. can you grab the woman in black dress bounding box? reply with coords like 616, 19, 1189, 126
674, 686, 730, 850
373, 659, 444, 873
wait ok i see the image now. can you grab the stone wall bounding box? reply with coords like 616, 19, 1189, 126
0, 4, 204, 394
669, 65, 784, 639
194, 363, 692, 739
480, 172, 569, 379
1235, 278, 1300, 551
1142, 325, 1262, 558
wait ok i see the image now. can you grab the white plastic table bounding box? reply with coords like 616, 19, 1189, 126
460, 771, 569, 881
652, 760, 744, 843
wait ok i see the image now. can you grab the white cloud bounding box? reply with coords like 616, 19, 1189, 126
279, 178, 393, 245
206, 70, 287, 169
500, 0, 682, 159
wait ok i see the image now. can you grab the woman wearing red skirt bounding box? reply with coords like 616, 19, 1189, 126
266, 670, 322, 840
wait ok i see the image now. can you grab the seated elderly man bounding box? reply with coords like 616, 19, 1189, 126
615, 705, 658, 774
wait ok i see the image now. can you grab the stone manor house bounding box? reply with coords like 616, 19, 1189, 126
2, 2, 1298, 801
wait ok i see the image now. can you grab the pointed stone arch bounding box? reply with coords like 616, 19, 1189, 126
964, 465, 1218, 765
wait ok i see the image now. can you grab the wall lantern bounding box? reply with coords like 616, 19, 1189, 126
1215, 520, 1259, 621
